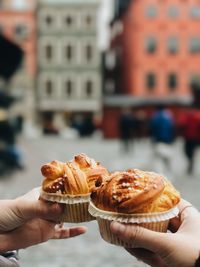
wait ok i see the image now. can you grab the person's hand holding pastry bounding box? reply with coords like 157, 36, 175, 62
0, 187, 87, 253
89, 168, 180, 247
40, 153, 109, 222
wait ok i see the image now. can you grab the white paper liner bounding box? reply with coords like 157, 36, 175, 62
60, 202, 95, 223
40, 189, 90, 204
97, 218, 169, 247
40, 189, 94, 223
89, 201, 179, 223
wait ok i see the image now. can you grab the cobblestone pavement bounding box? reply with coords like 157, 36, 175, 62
0, 136, 200, 267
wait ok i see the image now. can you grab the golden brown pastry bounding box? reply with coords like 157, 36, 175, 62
91, 169, 180, 213
41, 153, 109, 196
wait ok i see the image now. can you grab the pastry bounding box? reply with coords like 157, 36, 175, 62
40, 153, 109, 223
89, 169, 180, 247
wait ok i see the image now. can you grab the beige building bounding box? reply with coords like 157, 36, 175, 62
37, 0, 102, 132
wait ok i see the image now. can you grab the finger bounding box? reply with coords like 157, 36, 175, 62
110, 222, 171, 253
168, 199, 199, 233
178, 199, 200, 227
125, 248, 168, 267
15, 188, 65, 221
52, 226, 87, 239
36, 202, 65, 221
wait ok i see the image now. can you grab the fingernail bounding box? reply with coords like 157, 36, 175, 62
110, 222, 125, 234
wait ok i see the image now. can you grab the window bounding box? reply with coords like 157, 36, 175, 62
40, 38, 58, 66
189, 38, 200, 53
81, 11, 95, 29
145, 37, 157, 53
45, 15, 53, 26
62, 39, 77, 65
65, 80, 73, 97
65, 45, 73, 61
65, 15, 73, 26
64, 14, 75, 29
86, 45, 93, 62
146, 73, 156, 90
40, 10, 58, 31
167, 6, 179, 18
14, 24, 28, 40
145, 6, 157, 18
168, 73, 177, 90
45, 80, 53, 96
45, 44, 53, 61
167, 36, 178, 54
190, 7, 200, 18
85, 80, 93, 97
81, 40, 97, 65
61, 10, 77, 30
85, 15, 92, 27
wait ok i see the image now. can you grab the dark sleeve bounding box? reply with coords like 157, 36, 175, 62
195, 255, 200, 267
0, 251, 20, 267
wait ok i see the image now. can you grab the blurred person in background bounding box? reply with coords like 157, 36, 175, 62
0, 109, 24, 174
119, 107, 137, 153
178, 107, 200, 175
149, 104, 176, 177
0, 187, 87, 266
42, 112, 59, 136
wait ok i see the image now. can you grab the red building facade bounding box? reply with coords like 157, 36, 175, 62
0, 0, 37, 78
103, 0, 200, 138
0, 0, 37, 125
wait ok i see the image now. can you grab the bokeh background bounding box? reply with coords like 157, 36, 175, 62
0, 0, 200, 266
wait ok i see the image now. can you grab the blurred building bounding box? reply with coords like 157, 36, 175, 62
102, 0, 200, 138
37, 0, 102, 133
0, 0, 37, 128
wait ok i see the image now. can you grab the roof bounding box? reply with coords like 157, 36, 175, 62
39, 0, 100, 5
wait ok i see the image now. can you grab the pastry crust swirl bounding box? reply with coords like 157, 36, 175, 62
41, 153, 109, 196
91, 169, 180, 213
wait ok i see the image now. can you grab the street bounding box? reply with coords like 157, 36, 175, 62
0, 136, 200, 267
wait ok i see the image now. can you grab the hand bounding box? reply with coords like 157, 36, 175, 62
0, 187, 69, 232
110, 199, 200, 267
0, 219, 86, 252
0, 188, 87, 252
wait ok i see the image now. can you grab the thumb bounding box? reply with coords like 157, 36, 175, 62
21, 199, 64, 221
110, 221, 172, 253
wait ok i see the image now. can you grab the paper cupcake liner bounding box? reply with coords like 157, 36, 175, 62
89, 201, 179, 247
40, 189, 90, 204
97, 218, 169, 247
88, 201, 179, 223
40, 189, 94, 223
61, 202, 95, 223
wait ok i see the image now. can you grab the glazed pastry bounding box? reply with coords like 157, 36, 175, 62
89, 168, 181, 246
91, 169, 180, 213
42, 153, 109, 196
40, 153, 109, 223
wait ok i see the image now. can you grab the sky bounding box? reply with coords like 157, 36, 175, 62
98, 0, 114, 51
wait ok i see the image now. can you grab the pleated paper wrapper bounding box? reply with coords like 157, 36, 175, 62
89, 201, 179, 247
40, 190, 95, 223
